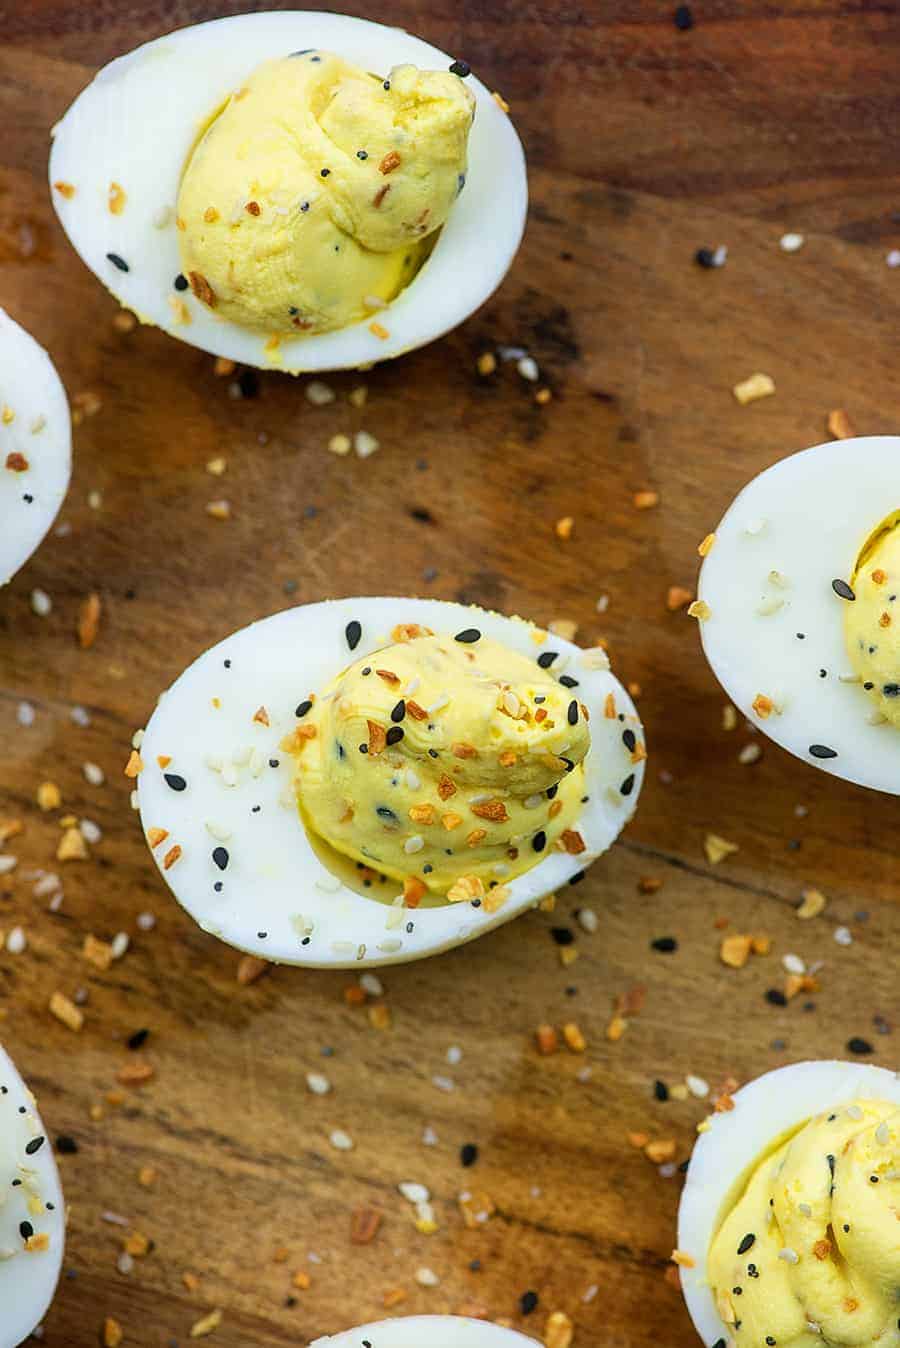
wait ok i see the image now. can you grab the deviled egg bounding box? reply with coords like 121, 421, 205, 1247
0, 1041, 66, 1348
695, 436, 900, 793
133, 597, 645, 968
49, 11, 527, 373
0, 310, 71, 587
311, 1318, 537, 1348
677, 1060, 900, 1348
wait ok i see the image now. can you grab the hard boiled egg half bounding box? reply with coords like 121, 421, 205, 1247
677, 1060, 900, 1348
696, 436, 900, 794
311, 1318, 537, 1348
49, 11, 527, 374
0, 1040, 66, 1348
133, 598, 645, 969
0, 310, 71, 587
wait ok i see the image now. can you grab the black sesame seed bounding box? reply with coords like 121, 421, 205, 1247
694, 247, 717, 268
827, 1154, 835, 1178
675, 4, 694, 29
537, 651, 558, 668
620, 773, 636, 796
712, 1341, 726, 1348
546, 784, 558, 800
359, 744, 368, 754
455, 628, 481, 643
174, 273, 188, 291
561, 756, 575, 773
832, 578, 855, 601
212, 846, 229, 871
622, 729, 637, 752
23, 494, 33, 503
24, 1136, 45, 1156
127, 1028, 149, 1051
654, 1080, 669, 1102
568, 870, 585, 885
747, 1263, 758, 1278
883, 683, 900, 697
844, 1224, 850, 1233
449, 59, 471, 77
106, 252, 129, 272
19, 1221, 33, 1240
532, 830, 547, 852
55, 1135, 78, 1154
737, 1233, 755, 1255
870, 1174, 879, 1183
567, 699, 579, 725
390, 700, 406, 723
269, 758, 280, 768
519, 1291, 539, 1315
847, 1036, 874, 1055
550, 927, 574, 946
345, 620, 362, 651
163, 773, 187, 792
651, 936, 678, 953
300, 201, 310, 212
809, 744, 838, 760
559, 674, 579, 688
460, 1143, 478, 1167
356, 149, 368, 160
320, 167, 331, 177
214, 881, 223, 893
296, 699, 313, 718
386, 726, 404, 746
766, 988, 788, 1006
376, 806, 398, 823
766, 1339, 776, 1346
238, 370, 259, 398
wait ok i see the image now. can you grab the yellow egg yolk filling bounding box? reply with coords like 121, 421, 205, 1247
287, 627, 592, 902
708, 1099, 900, 1348
844, 511, 900, 727
177, 51, 475, 336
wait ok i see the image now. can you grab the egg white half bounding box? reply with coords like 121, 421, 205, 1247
677, 1060, 900, 1348
0, 1040, 66, 1348
136, 597, 644, 969
310, 1317, 538, 1348
0, 310, 71, 587
697, 436, 900, 794
49, 11, 527, 374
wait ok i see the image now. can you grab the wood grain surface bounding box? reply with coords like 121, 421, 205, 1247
1, 2, 898, 1345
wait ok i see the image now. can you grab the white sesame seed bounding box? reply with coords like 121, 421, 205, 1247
405, 769, 421, 791
446, 1045, 463, 1066
30, 588, 52, 616
30, 415, 47, 434
354, 430, 379, 459
415, 1267, 440, 1288
431, 1075, 454, 1093
886, 249, 900, 268
17, 702, 35, 727
70, 706, 91, 727
596, 595, 610, 613
329, 1129, 354, 1151
778, 1247, 799, 1264
110, 932, 129, 960
779, 232, 805, 252
738, 743, 762, 764
798, 1203, 812, 1217
422, 1126, 438, 1146
205, 821, 232, 842
782, 953, 806, 975
48, 891, 64, 914
0, 856, 17, 875
686, 1074, 709, 1099
87, 490, 102, 510
404, 835, 425, 854
524, 794, 543, 810
359, 972, 383, 997
136, 911, 156, 932
82, 762, 105, 786
376, 938, 402, 954
834, 925, 853, 946
6, 927, 26, 954
116, 1252, 134, 1275
152, 205, 173, 229
131, 728, 144, 749
80, 819, 102, 845
516, 355, 539, 381
712, 244, 728, 267
876, 1122, 890, 1145
305, 380, 335, 406
582, 1285, 599, 1304
659, 1162, 678, 1178
130, 790, 139, 811
101, 1211, 129, 1227
577, 908, 599, 934
846, 1105, 863, 1121
305, 1072, 331, 1096
33, 873, 60, 898
576, 1066, 593, 1083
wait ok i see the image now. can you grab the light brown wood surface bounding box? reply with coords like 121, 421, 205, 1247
1, 2, 898, 1345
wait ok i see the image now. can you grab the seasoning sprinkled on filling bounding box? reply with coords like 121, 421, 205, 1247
707, 1099, 900, 1348
289, 628, 595, 895
175, 52, 475, 337
844, 511, 900, 727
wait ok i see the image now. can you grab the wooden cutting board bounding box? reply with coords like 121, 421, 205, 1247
1, 3, 897, 1345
